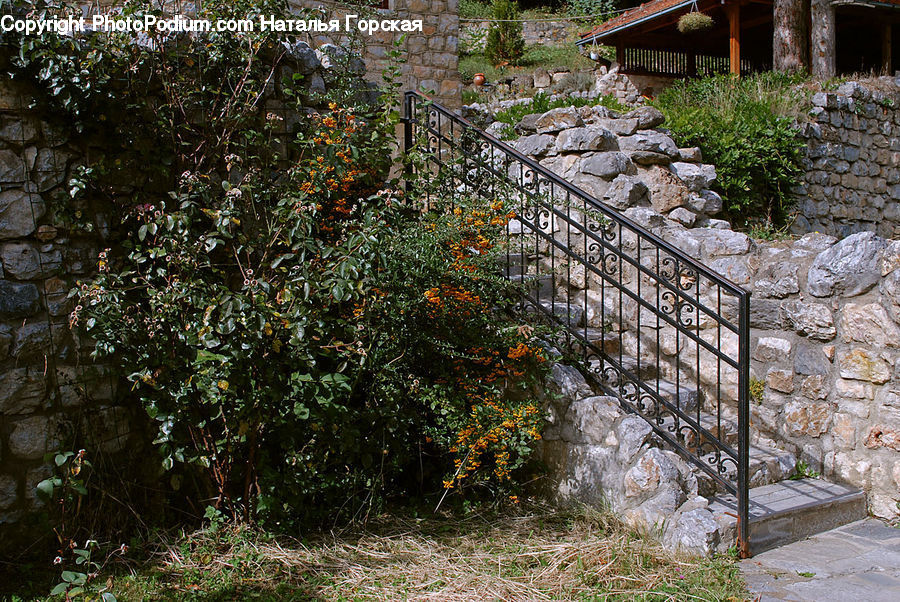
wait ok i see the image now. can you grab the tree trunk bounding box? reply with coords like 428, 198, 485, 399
810, 0, 836, 78
773, 0, 809, 72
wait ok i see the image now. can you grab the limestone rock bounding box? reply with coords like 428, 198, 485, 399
864, 426, 900, 451
623, 106, 665, 129
618, 131, 679, 158
677, 147, 703, 163
643, 165, 691, 213
629, 151, 671, 166
547, 363, 593, 401
580, 152, 634, 180
534, 107, 583, 134
624, 448, 680, 499
667, 207, 696, 227
808, 231, 886, 297
708, 256, 750, 285
753, 260, 800, 298
687, 228, 751, 257
794, 342, 828, 375
670, 162, 716, 192
561, 396, 623, 444
0, 242, 61, 280
555, 127, 617, 152
839, 348, 892, 384
533, 68, 551, 89
602, 174, 648, 210
32, 148, 72, 192
686, 189, 722, 215
617, 415, 652, 463
0, 367, 45, 414
840, 303, 900, 348
879, 269, 900, 324
514, 133, 557, 158
800, 375, 829, 400
783, 301, 836, 341
515, 113, 541, 134
592, 117, 639, 136
665, 507, 720, 556
753, 337, 792, 362
766, 368, 794, 393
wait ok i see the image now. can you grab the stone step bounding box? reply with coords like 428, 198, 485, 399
696, 440, 798, 496
709, 479, 867, 556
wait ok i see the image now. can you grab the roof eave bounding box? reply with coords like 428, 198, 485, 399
576, 0, 702, 47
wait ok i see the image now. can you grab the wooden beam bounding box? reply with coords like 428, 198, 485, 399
810, 0, 836, 78
884, 24, 893, 76
725, 4, 741, 75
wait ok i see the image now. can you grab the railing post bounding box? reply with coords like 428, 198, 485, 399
402, 92, 414, 195
737, 289, 751, 558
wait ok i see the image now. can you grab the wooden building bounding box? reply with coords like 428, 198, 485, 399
577, 0, 899, 79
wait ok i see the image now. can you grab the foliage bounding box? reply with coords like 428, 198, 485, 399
484, 0, 526, 66
567, 0, 618, 18
791, 460, 820, 480
494, 90, 625, 126
654, 73, 808, 227
460, 0, 495, 19
677, 12, 714, 34
4, 1, 549, 529
749, 377, 764, 404
459, 43, 595, 82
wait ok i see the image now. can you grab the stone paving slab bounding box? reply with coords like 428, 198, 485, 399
740, 518, 900, 601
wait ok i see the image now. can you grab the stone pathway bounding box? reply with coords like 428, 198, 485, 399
740, 518, 900, 601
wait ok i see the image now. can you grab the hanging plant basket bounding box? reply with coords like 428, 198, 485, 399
677, 12, 714, 34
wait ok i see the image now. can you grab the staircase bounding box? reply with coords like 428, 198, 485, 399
402, 92, 866, 556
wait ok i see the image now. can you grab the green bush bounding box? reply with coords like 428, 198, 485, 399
8, 0, 549, 528
568, 0, 618, 18
484, 0, 526, 66
654, 73, 808, 227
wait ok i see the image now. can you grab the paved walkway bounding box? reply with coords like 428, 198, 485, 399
740, 518, 900, 601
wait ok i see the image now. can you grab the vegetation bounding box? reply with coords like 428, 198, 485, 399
654, 73, 808, 228
460, 43, 595, 83
3, 504, 747, 600
485, 0, 527, 66
490, 90, 626, 138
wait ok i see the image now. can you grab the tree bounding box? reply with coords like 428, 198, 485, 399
485, 0, 526, 66
773, 0, 809, 72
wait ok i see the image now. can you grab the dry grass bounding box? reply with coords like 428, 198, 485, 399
111, 503, 746, 600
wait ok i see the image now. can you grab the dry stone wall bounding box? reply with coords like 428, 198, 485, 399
793, 78, 900, 239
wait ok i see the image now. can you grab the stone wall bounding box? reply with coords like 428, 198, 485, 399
792, 79, 900, 239
460, 18, 574, 50
500, 102, 900, 522
0, 43, 352, 536
294, 0, 461, 108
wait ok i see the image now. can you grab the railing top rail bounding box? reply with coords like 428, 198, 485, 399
404, 91, 751, 300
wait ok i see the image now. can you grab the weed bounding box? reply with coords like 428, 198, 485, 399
749, 378, 765, 404
791, 460, 821, 480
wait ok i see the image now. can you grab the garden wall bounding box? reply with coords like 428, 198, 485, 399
0, 43, 349, 536
793, 79, 900, 239
501, 103, 900, 521
460, 18, 574, 49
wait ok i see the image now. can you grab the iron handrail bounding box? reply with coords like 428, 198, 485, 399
402, 91, 751, 557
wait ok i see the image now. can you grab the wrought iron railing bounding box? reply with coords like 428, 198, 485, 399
402, 91, 751, 556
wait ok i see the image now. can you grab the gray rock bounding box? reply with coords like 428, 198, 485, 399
0, 475, 16, 510
0, 280, 40, 318
315, 44, 365, 75
580, 152, 634, 179
643, 165, 691, 213
514, 133, 557, 158
686, 189, 722, 215
754, 260, 800, 298
0, 189, 45, 240
535, 107, 584, 134
840, 302, 900, 347
592, 117, 639, 136
624, 448, 682, 499
12, 322, 69, 361
687, 228, 751, 257
783, 300, 836, 340
307, 73, 326, 95
708, 256, 750, 284
533, 68, 551, 88
665, 507, 720, 555
795, 232, 838, 252
0, 367, 45, 415
618, 131, 679, 158
623, 106, 665, 129
808, 231, 886, 297
282, 41, 320, 73
32, 148, 72, 192
561, 396, 623, 444
880, 269, 900, 323
617, 415, 653, 463
794, 342, 829, 375
0, 150, 25, 183
677, 147, 703, 162
555, 127, 617, 152
750, 299, 784, 329
515, 113, 541, 134
670, 162, 717, 192
547, 363, 593, 401
753, 337, 792, 362
8, 416, 57, 460
0, 242, 61, 280
0, 115, 39, 145
667, 207, 697, 227
603, 174, 648, 210
624, 207, 666, 230
629, 151, 671, 165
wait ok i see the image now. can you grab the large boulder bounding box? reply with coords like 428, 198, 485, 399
534, 107, 584, 134
807, 231, 886, 297
555, 127, 617, 152
669, 162, 717, 192
580, 152, 635, 180
618, 131, 679, 158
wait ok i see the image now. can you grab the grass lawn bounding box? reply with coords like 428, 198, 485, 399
5, 503, 747, 600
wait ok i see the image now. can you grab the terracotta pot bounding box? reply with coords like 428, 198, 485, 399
473, 73, 486, 86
